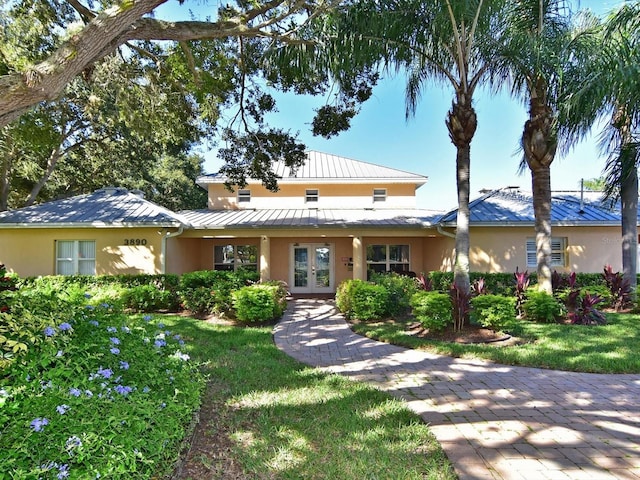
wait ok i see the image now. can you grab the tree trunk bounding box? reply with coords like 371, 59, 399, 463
620, 165, 638, 297
446, 94, 477, 300
523, 80, 556, 294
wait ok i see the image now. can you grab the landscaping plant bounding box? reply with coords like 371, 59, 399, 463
449, 283, 472, 332
370, 272, 418, 316
0, 299, 203, 478
522, 290, 564, 323
602, 264, 632, 311
336, 279, 389, 320
514, 268, 530, 317
232, 282, 288, 322
568, 293, 608, 325
470, 295, 519, 334
410, 291, 452, 332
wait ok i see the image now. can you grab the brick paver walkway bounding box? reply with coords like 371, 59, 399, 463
273, 299, 640, 480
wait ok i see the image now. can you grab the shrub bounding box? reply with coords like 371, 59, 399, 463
522, 290, 564, 323
232, 283, 287, 322
0, 297, 202, 478
369, 272, 418, 316
470, 295, 519, 333
410, 291, 452, 332
569, 293, 607, 325
336, 280, 388, 321
602, 265, 632, 311
121, 285, 178, 312
450, 284, 472, 331
514, 268, 530, 317
178, 270, 259, 315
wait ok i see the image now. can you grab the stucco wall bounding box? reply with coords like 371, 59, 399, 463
0, 227, 164, 277
207, 183, 417, 209
467, 226, 624, 273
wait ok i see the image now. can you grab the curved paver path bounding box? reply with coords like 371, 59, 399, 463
273, 299, 640, 480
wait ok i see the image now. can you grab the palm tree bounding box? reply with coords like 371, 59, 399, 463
497, 0, 598, 293
559, 2, 640, 295
322, 0, 508, 301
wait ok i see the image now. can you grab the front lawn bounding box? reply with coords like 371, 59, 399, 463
349, 313, 640, 373
164, 315, 456, 479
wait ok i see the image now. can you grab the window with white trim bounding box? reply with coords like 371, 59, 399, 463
214, 244, 258, 271
373, 188, 387, 202
56, 240, 96, 275
366, 244, 410, 274
305, 189, 319, 203
238, 189, 251, 203
526, 237, 567, 268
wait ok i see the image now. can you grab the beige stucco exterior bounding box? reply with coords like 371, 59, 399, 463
0, 227, 165, 277
207, 183, 418, 210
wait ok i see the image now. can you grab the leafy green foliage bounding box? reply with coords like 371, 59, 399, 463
369, 272, 418, 316
335, 280, 389, 321
121, 285, 179, 313
0, 297, 202, 478
0, 264, 18, 313
522, 290, 563, 323
514, 268, 530, 316
178, 270, 259, 315
470, 295, 519, 334
231, 283, 287, 322
410, 291, 452, 332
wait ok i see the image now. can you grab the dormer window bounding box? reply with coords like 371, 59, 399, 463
238, 189, 251, 203
305, 189, 319, 203
373, 188, 387, 202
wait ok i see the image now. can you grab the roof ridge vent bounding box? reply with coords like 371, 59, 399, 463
98, 186, 122, 195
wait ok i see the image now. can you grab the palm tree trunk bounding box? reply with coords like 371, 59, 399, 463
620, 151, 638, 298
523, 81, 556, 294
446, 96, 476, 298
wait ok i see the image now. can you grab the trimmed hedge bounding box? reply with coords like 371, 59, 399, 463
232, 282, 288, 322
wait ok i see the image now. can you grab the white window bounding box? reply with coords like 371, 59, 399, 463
305, 189, 319, 203
56, 240, 96, 275
238, 189, 251, 203
366, 244, 410, 274
373, 188, 387, 202
526, 237, 567, 268
214, 244, 258, 272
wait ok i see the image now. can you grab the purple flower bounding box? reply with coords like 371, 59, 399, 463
115, 385, 133, 396
84, 293, 92, 299
121, 326, 131, 333
143, 315, 152, 322
57, 464, 70, 479
97, 367, 113, 379
59, 322, 72, 331
110, 347, 120, 355
56, 350, 64, 357
56, 404, 70, 415
30, 417, 49, 432
85, 305, 95, 310
142, 386, 150, 393
154, 339, 166, 348
109, 337, 120, 345
88, 320, 99, 327
106, 326, 117, 333
66, 435, 82, 449
157, 322, 165, 329
43, 326, 56, 337
119, 360, 129, 370
69, 388, 82, 397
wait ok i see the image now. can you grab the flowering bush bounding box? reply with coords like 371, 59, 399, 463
0, 298, 203, 478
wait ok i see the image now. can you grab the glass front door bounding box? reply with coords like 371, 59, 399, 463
290, 244, 334, 294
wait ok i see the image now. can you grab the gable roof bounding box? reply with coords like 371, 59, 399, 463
0, 188, 188, 228
438, 188, 626, 226
197, 150, 428, 186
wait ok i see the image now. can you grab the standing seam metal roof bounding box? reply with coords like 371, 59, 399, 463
197, 151, 428, 185
0, 188, 189, 227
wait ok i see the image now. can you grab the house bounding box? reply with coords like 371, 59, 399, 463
0, 151, 633, 291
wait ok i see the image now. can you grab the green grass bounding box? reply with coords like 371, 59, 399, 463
163, 315, 456, 479
350, 313, 640, 373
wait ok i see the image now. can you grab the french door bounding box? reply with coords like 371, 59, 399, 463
290, 243, 334, 294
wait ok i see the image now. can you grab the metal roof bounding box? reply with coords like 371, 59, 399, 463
181, 208, 442, 229
0, 188, 188, 228
439, 188, 625, 226
197, 150, 428, 186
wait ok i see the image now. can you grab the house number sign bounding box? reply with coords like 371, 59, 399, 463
123, 238, 148, 246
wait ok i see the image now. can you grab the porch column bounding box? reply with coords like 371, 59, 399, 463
352, 236, 365, 280
260, 235, 270, 282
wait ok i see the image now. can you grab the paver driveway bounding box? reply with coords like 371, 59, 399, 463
273, 299, 640, 480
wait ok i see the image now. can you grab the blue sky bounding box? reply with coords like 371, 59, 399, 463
155, 0, 626, 211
